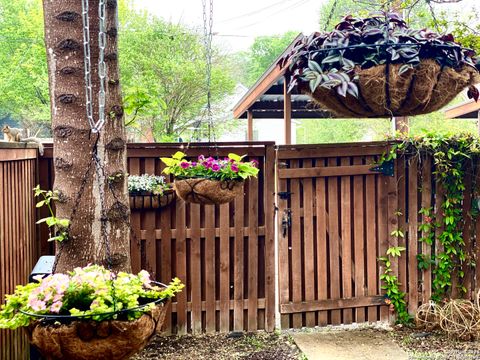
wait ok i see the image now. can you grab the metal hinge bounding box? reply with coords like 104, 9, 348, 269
369, 159, 394, 177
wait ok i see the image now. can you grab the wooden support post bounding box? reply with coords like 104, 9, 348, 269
392, 116, 409, 134
247, 110, 254, 141
284, 80, 292, 145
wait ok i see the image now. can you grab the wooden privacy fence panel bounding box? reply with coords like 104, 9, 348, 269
0, 145, 38, 360
397, 153, 480, 313
277, 143, 393, 329
38, 142, 276, 334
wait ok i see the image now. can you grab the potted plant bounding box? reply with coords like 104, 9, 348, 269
282, 12, 479, 118
161, 151, 259, 205
0, 264, 184, 360
128, 174, 175, 209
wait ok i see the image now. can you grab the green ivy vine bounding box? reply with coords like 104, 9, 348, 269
381, 133, 479, 308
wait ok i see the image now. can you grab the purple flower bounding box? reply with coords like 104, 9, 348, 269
180, 162, 190, 169
231, 164, 239, 173
212, 163, 220, 172
251, 159, 259, 168
198, 155, 205, 161
191, 162, 197, 167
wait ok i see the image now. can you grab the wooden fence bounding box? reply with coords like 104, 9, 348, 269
38, 142, 276, 334
2, 140, 480, 358
276, 143, 392, 328
0, 144, 38, 360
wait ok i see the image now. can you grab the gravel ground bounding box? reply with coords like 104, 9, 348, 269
133, 331, 304, 360
392, 326, 480, 360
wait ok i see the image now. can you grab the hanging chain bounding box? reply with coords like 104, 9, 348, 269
426, 0, 442, 33
81, 0, 108, 133
323, 0, 339, 32
202, 0, 214, 143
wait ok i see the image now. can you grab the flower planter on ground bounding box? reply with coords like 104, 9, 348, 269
161, 152, 259, 205
283, 12, 480, 118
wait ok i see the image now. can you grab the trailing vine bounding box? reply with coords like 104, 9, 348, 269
381, 133, 479, 305
378, 246, 411, 324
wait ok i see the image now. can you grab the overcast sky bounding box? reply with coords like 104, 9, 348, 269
136, 0, 480, 52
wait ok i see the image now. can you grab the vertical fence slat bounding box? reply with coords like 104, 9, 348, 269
205, 204, 216, 332
190, 203, 202, 334
327, 157, 341, 325
340, 158, 353, 324
248, 177, 259, 331
175, 200, 187, 334
219, 202, 230, 332
408, 157, 419, 314
421, 157, 432, 303
315, 159, 328, 326
290, 159, 303, 328
234, 194, 245, 331
366, 156, 377, 322
397, 157, 407, 295
353, 156, 365, 323
302, 160, 315, 327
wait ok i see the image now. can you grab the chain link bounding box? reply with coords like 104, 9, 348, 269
426, 0, 441, 33
323, 0, 339, 32
202, 0, 214, 143
81, 0, 108, 133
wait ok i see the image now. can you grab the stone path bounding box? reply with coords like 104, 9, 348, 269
292, 329, 409, 360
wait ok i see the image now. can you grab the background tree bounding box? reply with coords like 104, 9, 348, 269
43, 0, 130, 272
118, 1, 235, 142
0, 0, 50, 133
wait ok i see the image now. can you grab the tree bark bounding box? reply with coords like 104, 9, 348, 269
42, 0, 131, 273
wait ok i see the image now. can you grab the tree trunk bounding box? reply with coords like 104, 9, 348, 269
42, 0, 131, 273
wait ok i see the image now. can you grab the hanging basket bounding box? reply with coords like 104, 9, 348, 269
129, 189, 176, 210
26, 300, 168, 360
305, 59, 479, 118
174, 178, 244, 205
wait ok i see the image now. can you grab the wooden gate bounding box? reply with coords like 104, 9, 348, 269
277, 143, 396, 328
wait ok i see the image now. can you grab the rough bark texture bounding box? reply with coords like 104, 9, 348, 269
42, 0, 131, 272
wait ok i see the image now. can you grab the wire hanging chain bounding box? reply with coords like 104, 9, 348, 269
426, 0, 442, 33
323, 0, 339, 32
202, 0, 214, 142
81, 0, 108, 133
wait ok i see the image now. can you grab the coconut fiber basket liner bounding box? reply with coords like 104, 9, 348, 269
174, 178, 244, 205
306, 59, 479, 118
26, 301, 168, 360
129, 189, 176, 210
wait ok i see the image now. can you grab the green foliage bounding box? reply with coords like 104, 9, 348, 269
378, 246, 412, 324
0, 264, 184, 330
0, 0, 50, 124
34, 185, 69, 242
242, 31, 299, 86
161, 152, 259, 181
118, 1, 235, 141
383, 133, 480, 300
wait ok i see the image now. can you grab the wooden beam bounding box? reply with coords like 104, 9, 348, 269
233, 65, 286, 119
284, 80, 292, 145
445, 100, 480, 119
247, 110, 253, 141
280, 296, 385, 314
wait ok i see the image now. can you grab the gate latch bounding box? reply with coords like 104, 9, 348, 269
282, 209, 292, 237
278, 191, 293, 200
369, 159, 394, 177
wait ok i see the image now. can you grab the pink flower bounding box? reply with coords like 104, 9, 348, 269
231, 164, 239, 172
29, 299, 46, 312
211, 163, 220, 172
251, 159, 259, 168
50, 301, 63, 313
198, 155, 205, 161
180, 162, 190, 169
